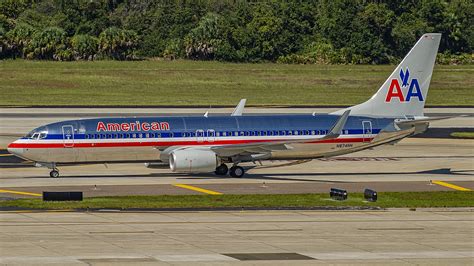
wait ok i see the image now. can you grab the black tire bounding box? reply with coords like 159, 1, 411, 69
229, 166, 245, 178
215, 164, 229, 176
49, 170, 59, 178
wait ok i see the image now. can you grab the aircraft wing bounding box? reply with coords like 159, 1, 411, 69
211, 110, 351, 157
231, 99, 246, 116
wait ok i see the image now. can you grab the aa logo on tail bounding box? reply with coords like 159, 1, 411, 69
385, 68, 423, 102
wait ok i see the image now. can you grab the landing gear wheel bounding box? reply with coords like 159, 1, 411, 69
229, 166, 245, 178
49, 170, 59, 178
215, 164, 229, 176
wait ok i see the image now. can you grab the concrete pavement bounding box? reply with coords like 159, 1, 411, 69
0, 209, 472, 264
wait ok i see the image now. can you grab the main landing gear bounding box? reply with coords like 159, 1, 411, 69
214, 164, 245, 178
229, 165, 245, 178
215, 164, 229, 175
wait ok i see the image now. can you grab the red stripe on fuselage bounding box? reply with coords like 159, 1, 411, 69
8, 138, 372, 149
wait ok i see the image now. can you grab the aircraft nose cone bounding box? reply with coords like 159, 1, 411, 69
7, 140, 24, 157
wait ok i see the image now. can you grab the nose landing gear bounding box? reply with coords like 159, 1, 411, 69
49, 169, 60, 178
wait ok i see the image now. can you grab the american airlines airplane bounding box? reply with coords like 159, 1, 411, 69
8, 33, 443, 178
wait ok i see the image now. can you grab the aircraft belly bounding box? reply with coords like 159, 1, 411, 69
38, 147, 161, 163
22, 148, 53, 162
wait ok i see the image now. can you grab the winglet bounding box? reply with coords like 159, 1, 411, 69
320, 110, 351, 140
231, 99, 246, 116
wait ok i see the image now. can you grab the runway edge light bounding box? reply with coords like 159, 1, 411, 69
330, 188, 348, 201
364, 189, 377, 202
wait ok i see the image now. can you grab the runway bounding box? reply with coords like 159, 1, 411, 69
1, 209, 472, 264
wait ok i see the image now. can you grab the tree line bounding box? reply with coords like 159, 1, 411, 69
0, 0, 472, 64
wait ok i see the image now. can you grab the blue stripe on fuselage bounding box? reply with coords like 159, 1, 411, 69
24, 114, 394, 140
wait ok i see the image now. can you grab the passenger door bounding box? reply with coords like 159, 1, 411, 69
62, 125, 75, 148
362, 121, 372, 142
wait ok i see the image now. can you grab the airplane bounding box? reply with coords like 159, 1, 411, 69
8, 33, 443, 178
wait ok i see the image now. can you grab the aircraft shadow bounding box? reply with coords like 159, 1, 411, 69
17, 168, 473, 182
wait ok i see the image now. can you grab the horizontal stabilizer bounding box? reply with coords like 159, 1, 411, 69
395, 116, 454, 126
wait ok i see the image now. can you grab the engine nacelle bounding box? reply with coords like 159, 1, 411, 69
169, 149, 218, 173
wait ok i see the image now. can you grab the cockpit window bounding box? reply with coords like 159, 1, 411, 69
28, 131, 47, 140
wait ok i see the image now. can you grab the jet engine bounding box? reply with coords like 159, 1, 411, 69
169, 149, 218, 173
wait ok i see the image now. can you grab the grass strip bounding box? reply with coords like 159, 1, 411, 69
450, 132, 474, 139
0, 191, 472, 210
0, 60, 472, 106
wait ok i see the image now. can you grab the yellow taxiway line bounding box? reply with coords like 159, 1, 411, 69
432, 181, 471, 191
0, 154, 14, 157
173, 184, 223, 195
0, 189, 41, 197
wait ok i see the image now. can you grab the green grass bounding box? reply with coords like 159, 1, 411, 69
1, 191, 472, 210
0, 60, 472, 106
451, 132, 474, 139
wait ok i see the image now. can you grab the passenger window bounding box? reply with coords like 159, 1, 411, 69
294, 131, 298, 135
311, 130, 315, 135
132, 133, 137, 138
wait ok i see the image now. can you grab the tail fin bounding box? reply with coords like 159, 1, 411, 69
333, 33, 441, 117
